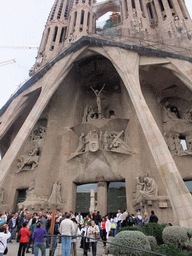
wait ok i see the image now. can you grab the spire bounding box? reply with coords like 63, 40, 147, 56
30, 0, 192, 76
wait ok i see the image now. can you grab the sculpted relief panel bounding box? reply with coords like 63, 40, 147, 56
16, 125, 46, 174
162, 101, 192, 155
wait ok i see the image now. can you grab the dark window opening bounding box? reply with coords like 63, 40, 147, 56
59, 27, 66, 43
74, 11, 77, 27
125, 0, 128, 18
87, 12, 90, 27
80, 10, 85, 25
89, 0, 91, 6
53, 26, 58, 42
131, 0, 136, 9
167, 0, 173, 9
146, 1, 158, 25
158, 0, 164, 11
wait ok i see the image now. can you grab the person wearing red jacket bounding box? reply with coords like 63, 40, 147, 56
17, 222, 31, 256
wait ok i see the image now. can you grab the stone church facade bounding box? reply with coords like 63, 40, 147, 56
0, 0, 192, 227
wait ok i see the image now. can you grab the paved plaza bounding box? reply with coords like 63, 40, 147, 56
7, 237, 108, 256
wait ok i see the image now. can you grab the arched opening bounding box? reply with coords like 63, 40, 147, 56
93, 0, 121, 33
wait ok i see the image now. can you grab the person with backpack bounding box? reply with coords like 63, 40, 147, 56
149, 211, 158, 223
126, 213, 134, 227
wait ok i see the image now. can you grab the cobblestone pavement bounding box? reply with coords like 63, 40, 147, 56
7, 237, 109, 256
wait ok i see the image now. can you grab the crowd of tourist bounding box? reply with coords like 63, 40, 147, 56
0, 208, 158, 256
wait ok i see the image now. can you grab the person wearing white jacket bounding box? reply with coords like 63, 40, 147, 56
105, 216, 111, 240
88, 221, 100, 256
0, 225, 10, 256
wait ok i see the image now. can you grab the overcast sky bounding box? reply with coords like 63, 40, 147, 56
0, 0, 192, 110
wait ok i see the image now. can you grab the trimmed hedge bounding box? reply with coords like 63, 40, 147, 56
117, 225, 142, 233
108, 231, 151, 256
142, 223, 165, 245
162, 226, 189, 248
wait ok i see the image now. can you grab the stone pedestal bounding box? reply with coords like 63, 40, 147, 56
97, 180, 107, 216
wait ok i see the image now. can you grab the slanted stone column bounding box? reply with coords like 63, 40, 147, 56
0, 47, 87, 184
97, 177, 107, 216
101, 46, 192, 228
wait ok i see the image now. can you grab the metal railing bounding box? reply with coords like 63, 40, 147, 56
44, 234, 165, 256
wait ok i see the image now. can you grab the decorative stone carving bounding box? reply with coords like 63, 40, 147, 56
48, 181, 63, 204
89, 129, 99, 152
162, 102, 192, 135
97, 176, 105, 187
135, 174, 158, 200
135, 175, 145, 199
0, 188, 4, 203
16, 145, 40, 173
103, 131, 109, 150
174, 15, 183, 32
75, 132, 86, 153
72, 128, 134, 157
30, 126, 46, 141
90, 84, 106, 119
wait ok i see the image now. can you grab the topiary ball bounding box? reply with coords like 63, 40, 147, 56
162, 226, 189, 248
108, 231, 151, 255
147, 236, 157, 251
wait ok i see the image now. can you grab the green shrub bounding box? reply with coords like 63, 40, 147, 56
141, 223, 165, 244
147, 236, 157, 251
185, 237, 192, 250
154, 243, 189, 256
186, 228, 192, 238
117, 225, 142, 233
162, 226, 189, 248
108, 231, 151, 256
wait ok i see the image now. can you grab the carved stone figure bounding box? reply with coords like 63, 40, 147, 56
174, 15, 183, 32
16, 145, 40, 173
89, 129, 99, 152
110, 132, 123, 149
135, 176, 144, 198
87, 106, 96, 122
31, 126, 46, 141
166, 134, 176, 152
0, 188, 4, 203
175, 134, 183, 155
103, 131, 109, 150
139, 176, 158, 197
97, 176, 105, 187
85, 130, 92, 151
184, 108, 192, 121
90, 84, 106, 119
75, 132, 86, 153
162, 102, 192, 135
82, 105, 89, 123
48, 181, 63, 204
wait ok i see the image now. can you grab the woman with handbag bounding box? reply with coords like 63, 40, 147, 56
0, 225, 10, 256
88, 221, 100, 256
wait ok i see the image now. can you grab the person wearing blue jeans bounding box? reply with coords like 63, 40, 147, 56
32, 222, 47, 256
59, 213, 75, 256
61, 236, 72, 256
34, 242, 46, 256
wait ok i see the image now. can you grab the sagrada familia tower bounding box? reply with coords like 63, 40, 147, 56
1, 0, 192, 227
